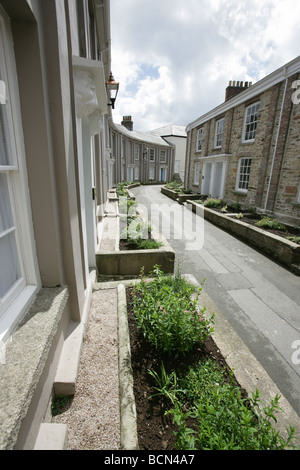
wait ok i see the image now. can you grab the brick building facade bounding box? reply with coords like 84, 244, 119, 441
185, 56, 300, 226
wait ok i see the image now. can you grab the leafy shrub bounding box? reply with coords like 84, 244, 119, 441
131, 267, 214, 356
255, 217, 287, 231
204, 198, 226, 208
166, 359, 296, 450
166, 180, 183, 190
287, 236, 300, 245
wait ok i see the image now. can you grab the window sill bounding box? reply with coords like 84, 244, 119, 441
0, 287, 69, 450
233, 190, 248, 197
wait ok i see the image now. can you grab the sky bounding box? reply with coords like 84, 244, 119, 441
110, 0, 300, 133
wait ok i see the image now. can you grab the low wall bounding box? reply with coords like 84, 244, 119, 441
161, 185, 201, 204
187, 201, 300, 273
96, 211, 175, 279
96, 247, 175, 278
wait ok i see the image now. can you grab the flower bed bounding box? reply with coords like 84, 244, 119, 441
126, 268, 296, 450
96, 188, 175, 279
186, 199, 300, 273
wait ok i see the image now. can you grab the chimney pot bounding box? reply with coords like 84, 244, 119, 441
121, 115, 133, 131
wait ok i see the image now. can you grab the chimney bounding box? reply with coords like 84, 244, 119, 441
225, 80, 252, 102
121, 115, 133, 131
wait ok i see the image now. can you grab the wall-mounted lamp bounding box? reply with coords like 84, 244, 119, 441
106, 71, 119, 109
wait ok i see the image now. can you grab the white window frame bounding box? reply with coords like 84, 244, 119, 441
149, 166, 155, 180
214, 118, 224, 148
242, 102, 260, 143
236, 157, 252, 193
0, 8, 40, 342
149, 148, 155, 162
160, 150, 166, 163
134, 166, 139, 180
196, 127, 203, 152
121, 138, 126, 159
127, 166, 133, 182
194, 162, 200, 186
134, 144, 140, 161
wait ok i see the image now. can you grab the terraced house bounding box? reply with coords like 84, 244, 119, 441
185, 56, 300, 226
0, 0, 114, 450
108, 116, 175, 185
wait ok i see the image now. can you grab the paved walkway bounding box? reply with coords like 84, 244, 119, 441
131, 185, 300, 417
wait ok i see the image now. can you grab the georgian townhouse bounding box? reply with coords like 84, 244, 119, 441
185, 56, 300, 226
109, 116, 175, 184
0, 0, 113, 449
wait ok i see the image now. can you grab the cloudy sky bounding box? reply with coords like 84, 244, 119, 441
110, 0, 300, 132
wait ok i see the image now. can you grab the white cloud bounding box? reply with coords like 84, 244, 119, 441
110, 0, 300, 132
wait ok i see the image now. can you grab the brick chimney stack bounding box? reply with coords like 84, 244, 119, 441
121, 115, 133, 131
225, 80, 252, 101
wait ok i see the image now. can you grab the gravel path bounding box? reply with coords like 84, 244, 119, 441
53, 288, 120, 450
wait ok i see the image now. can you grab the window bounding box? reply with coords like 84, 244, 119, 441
194, 162, 200, 185
236, 158, 252, 192
149, 148, 155, 162
243, 102, 260, 142
160, 150, 166, 163
215, 118, 224, 148
122, 138, 126, 159
127, 166, 133, 181
134, 144, 140, 160
134, 166, 139, 180
0, 9, 39, 341
149, 167, 155, 180
196, 127, 203, 152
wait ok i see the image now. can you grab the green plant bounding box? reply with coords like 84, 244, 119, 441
166, 358, 296, 450
148, 363, 183, 404
255, 217, 287, 231
221, 204, 228, 213
135, 239, 163, 249
166, 180, 183, 190
51, 394, 73, 417
287, 236, 300, 245
131, 267, 214, 356
236, 212, 244, 219
204, 198, 226, 208
228, 202, 242, 212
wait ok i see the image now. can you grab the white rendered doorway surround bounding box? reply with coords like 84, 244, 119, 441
201, 155, 229, 199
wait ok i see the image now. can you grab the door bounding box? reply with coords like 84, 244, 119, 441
202, 162, 212, 195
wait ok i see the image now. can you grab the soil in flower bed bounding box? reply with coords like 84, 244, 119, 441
206, 206, 300, 242
126, 287, 248, 451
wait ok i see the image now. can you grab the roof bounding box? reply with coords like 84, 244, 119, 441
148, 124, 187, 138
112, 123, 173, 147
